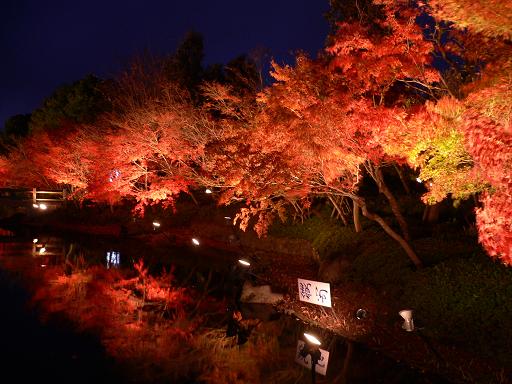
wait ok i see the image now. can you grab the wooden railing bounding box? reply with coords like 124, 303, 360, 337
30, 188, 66, 204
0, 188, 66, 204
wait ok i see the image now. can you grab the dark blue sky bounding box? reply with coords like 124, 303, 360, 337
0, 0, 330, 129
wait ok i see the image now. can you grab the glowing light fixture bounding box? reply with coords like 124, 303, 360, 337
152, 221, 161, 227
106, 251, 120, 268
416, 177, 422, 183
192, 238, 200, 246
39, 203, 48, 210
238, 259, 250, 267
33, 204, 39, 208
300, 332, 323, 383
355, 308, 368, 320
39, 247, 46, 254
399, 309, 415, 332
41, 264, 47, 268
33, 238, 38, 243
224, 216, 232, 220
303, 333, 321, 346
205, 188, 212, 194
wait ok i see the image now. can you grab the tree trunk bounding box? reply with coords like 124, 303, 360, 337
422, 202, 441, 223
340, 341, 353, 384
353, 199, 362, 233
328, 195, 348, 226
355, 197, 423, 268
375, 167, 411, 242
189, 191, 199, 206
393, 164, 411, 195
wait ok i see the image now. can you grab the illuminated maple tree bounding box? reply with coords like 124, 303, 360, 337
428, 0, 512, 40
0, 132, 53, 188
377, 0, 512, 263
214, 2, 443, 267
98, 60, 208, 214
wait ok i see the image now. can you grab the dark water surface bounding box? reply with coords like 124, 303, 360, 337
0, 266, 121, 383
0, 228, 450, 384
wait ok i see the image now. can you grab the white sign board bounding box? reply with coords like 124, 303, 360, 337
295, 340, 329, 376
297, 278, 331, 307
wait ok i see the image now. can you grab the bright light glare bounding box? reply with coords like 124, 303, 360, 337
152, 222, 161, 227
39, 203, 48, 210
106, 251, 120, 268
416, 177, 422, 183
304, 333, 321, 346
33, 204, 39, 208
41, 264, 47, 268
39, 247, 46, 254
238, 259, 250, 267
33, 238, 38, 243
192, 238, 200, 246
205, 188, 212, 194
224, 216, 232, 220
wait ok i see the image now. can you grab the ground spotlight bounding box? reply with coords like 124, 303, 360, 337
152, 221, 161, 229
39, 203, 47, 210
238, 259, 250, 267
355, 308, 368, 320
39, 247, 46, 254
33, 204, 39, 208
192, 238, 200, 246
301, 332, 322, 384
205, 188, 212, 194
304, 333, 321, 346
33, 238, 38, 243
399, 309, 415, 332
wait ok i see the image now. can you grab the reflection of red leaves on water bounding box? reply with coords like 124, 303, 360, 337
29, 262, 215, 381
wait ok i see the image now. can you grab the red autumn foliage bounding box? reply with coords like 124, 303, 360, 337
1, 0, 511, 266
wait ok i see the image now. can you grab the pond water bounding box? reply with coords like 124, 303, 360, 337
0, 227, 451, 383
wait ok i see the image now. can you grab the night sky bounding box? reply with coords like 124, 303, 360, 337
0, 0, 330, 130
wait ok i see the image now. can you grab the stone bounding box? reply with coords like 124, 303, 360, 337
240, 281, 284, 304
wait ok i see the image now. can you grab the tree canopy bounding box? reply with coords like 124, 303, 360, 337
1, 0, 511, 264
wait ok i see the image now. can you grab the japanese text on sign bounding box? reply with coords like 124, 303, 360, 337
297, 278, 331, 307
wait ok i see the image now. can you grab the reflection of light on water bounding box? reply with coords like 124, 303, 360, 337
106, 251, 120, 268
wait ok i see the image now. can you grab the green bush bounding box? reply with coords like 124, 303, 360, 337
269, 212, 361, 262
349, 229, 415, 296
402, 252, 512, 366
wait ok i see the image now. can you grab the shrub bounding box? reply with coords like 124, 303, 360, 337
270, 210, 363, 262
402, 252, 512, 366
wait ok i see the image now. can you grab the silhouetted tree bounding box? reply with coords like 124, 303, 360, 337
30, 74, 110, 132
164, 31, 205, 99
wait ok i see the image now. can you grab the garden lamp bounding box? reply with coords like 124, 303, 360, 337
399, 309, 415, 332
301, 332, 322, 384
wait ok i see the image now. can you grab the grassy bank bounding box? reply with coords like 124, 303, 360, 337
269, 209, 512, 371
